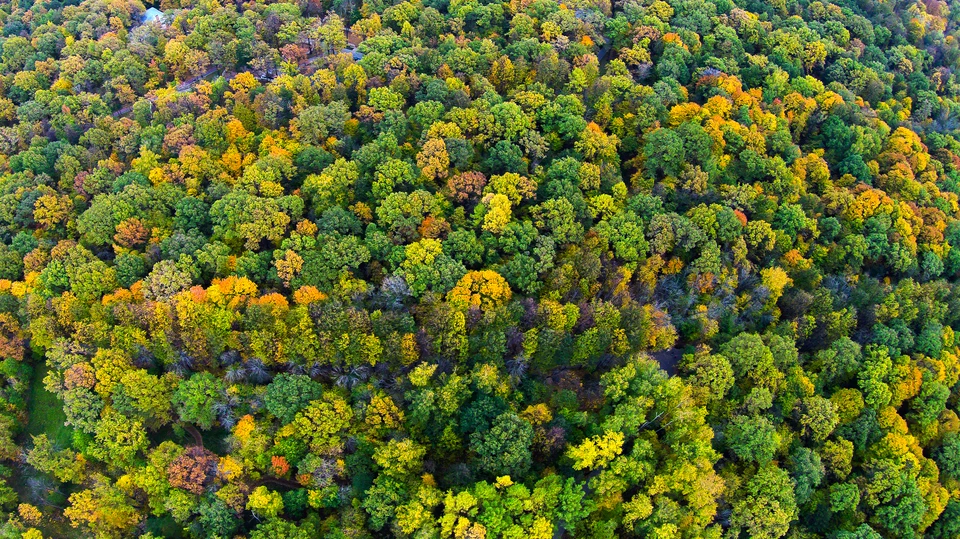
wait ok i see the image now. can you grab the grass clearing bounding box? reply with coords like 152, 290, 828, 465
14, 353, 79, 538
24, 361, 74, 448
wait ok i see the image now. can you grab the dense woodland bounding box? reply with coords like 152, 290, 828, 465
0, 0, 957, 536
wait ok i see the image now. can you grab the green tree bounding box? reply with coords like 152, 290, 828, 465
292, 394, 353, 453
26, 434, 86, 483
399, 239, 466, 296
730, 464, 798, 539
264, 373, 324, 424
172, 372, 224, 430
469, 412, 533, 478
725, 415, 780, 464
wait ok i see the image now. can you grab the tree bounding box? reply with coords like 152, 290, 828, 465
294, 102, 351, 145
816, 337, 862, 390
0, 244, 23, 282
869, 473, 927, 538
927, 500, 960, 539
567, 431, 624, 471
788, 446, 824, 505
729, 464, 798, 539
797, 395, 838, 443
834, 524, 884, 539
210, 191, 298, 250
417, 138, 450, 182
447, 270, 512, 311
368, 87, 406, 112
372, 438, 426, 478
194, 498, 242, 538
112, 369, 175, 426
247, 486, 284, 518
858, 346, 893, 410
830, 482, 861, 514
595, 211, 649, 265
373, 159, 418, 200
291, 394, 353, 453
62, 388, 104, 434
447, 171, 487, 206
399, 239, 466, 296
64, 478, 142, 538
531, 198, 583, 244
26, 435, 85, 483
720, 333, 783, 392
173, 372, 224, 430
249, 519, 316, 539
143, 260, 194, 301
682, 349, 734, 403
725, 415, 780, 464
644, 127, 685, 178
480, 193, 513, 234
376, 190, 441, 242
264, 373, 323, 424
167, 446, 218, 495
89, 408, 149, 468
469, 412, 533, 478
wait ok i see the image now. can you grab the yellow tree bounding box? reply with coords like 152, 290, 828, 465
417, 138, 451, 182
447, 270, 512, 311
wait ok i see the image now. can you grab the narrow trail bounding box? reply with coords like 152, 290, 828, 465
255, 477, 304, 489
182, 423, 204, 448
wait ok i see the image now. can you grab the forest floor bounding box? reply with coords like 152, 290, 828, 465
649, 348, 684, 376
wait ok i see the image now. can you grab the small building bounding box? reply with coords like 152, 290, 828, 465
342, 44, 364, 61
344, 30, 364, 61
142, 7, 165, 24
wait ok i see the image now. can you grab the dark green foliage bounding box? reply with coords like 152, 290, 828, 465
469, 413, 533, 478
264, 374, 323, 424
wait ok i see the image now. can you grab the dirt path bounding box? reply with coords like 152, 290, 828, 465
182, 424, 204, 448
255, 476, 304, 489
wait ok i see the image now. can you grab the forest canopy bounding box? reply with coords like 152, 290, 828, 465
0, 0, 958, 537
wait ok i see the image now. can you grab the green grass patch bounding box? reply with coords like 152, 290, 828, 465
24, 361, 74, 448
13, 353, 81, 538
145, 515, 185, 538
